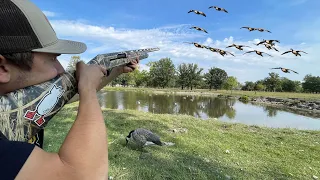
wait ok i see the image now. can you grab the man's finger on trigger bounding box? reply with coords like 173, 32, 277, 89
100, 66, 108, 76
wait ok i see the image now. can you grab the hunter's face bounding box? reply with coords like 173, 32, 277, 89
26, 52, 65, 84
0, 52, 65, 95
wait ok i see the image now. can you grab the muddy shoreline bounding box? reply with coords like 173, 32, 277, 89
217, 94, 320, 119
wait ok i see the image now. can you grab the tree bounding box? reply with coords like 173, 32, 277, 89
186, 63, 203, 90
67, 56, 81, 70
294, 81, 303, 92
198, 78, 209, 89
302, 74, 320, 93
111, 68, 137, 87
204, 67, 228, 90
147, 57, 176, 88
236, 82, 243, 90
255, 83, 266, 91
281, 77, 299, 92
241, 81, 255, 91
254, 80, 266, 91
134, 70, 149, 87
176, 63, 189, 90
264, 72, 281, 92
222, 76, 238, 93
113, 73, 132, 87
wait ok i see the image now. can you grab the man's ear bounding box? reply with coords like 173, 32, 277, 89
0, 55, 11, 83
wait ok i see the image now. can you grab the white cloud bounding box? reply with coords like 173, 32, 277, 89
42, 11, 56, 17
52, 19, 318, 83
137, 64, 150, 72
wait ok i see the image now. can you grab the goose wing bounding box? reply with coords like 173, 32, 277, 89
281, 51, 291, 55
297, 50, 307, 54
243, 50, 255, 55
288, 69, 299, 74
262, 52, 273, 57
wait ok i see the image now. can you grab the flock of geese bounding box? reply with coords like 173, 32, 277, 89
185, 5, 308, 75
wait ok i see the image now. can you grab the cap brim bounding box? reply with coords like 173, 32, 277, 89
31, 39, 87, 54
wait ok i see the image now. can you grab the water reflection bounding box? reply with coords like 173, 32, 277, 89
102, 91, 237, 120
263, 106, 278, 117
98, 91, 320, 130
202, 98, 236, 118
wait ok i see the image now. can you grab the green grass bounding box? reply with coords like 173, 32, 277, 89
103, 86, 320, 100
44, 102, 320, 180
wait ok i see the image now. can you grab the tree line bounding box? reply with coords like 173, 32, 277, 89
68, 56, 320, 93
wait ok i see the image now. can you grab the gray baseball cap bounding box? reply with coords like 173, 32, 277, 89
0, 0, 87, 54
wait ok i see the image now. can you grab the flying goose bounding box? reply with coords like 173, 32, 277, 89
263, 43, 279, 52
256, 39, 280, 45
216, 49, 235, 56
226, 44, 251, 50
188, 10, 206, 17
184, 42, 206, 48
270, 67, 298, 74
205, 46, 219, 52
243, 50, 272, 57
255, 28, 272, 33
208, 6, 228, 13
190, 26, 208, 33
240, 27, 256, 31
281, 49, 307, 56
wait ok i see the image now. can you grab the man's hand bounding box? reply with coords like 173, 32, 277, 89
113, 57, 140, 74
75, 61, 108, 94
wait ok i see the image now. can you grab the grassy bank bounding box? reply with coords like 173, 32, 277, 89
102, 86, 320, 100
44, 102, 320, 180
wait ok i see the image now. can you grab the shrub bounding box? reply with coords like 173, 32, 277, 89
239, 95, 249, 103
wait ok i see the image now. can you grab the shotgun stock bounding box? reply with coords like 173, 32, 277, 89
0, 47, 160, 142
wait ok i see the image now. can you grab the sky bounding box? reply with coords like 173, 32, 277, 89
32, 0, 320, 84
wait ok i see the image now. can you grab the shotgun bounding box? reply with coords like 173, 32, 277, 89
0, 47, 160, 142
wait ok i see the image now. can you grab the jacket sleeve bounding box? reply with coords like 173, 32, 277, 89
0, 140, 36, 180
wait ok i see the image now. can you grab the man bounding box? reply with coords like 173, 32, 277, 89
0, 0, 139, 179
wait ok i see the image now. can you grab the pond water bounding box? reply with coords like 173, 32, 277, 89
97, 91, 320, 131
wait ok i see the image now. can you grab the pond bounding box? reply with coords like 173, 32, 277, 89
97, 90, 320, 131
